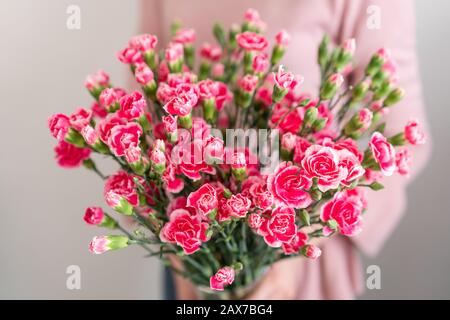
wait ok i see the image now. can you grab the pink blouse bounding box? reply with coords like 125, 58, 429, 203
140, 0, 432, 299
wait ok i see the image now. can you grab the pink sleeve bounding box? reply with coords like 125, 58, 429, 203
139, 0, 166, 42
339, 0, 432, 256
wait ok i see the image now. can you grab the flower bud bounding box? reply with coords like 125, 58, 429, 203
335, 38, 355, 70
243, 51, 254, 74
144, 50, 157, 70
369, 182, 384, 191
326, 219, 338, 230
162, 115, 178, 143
248, 213, 262, 229
312, 118, 327, 132
204, 136, 224, 165
153, 139, 166, 152
271, 30, 290, 65
383, 88, 405, 107
228, 24, 240, 49
281, 132, 297, 152
236, 75, 258, 108
173, 28, 196, 69
365, 50, 387, 77
82, 158, 96, 170
404, 119, 426, 145
352, 79, 370, 102
320, 73, 343, 100
150, 148, 166, 175
342, 38, 356, 56
301, 244, 322, 259
205, 228, 214, 239
272, 66, 297, 103
89, 235, 129, 254
303, 107, 318, 127
202, 99, 217, 124
129, 155, 149, 176
178, 113, 193, 129
65, 128, 86, 148
170, 20, 182, 36
242, 8, 265, 33
84, 207, 118, 229
231, 262, 244, 272
309, 188, 322, 201
231, 152, 247, 182
213, 23, 226, 48
104, 191, 134, 215
388, 132, 407, 146
184, 45, 196, 70
318, 35, 330, 70
85, 70, 110, 99
280, 132, 296, 160
299, 209, 310, 226
199, 61, 212, 80
135, 64, 157, 100
373, 80, 391, 101
165, 42, 184, 73
344, 108, 373, 136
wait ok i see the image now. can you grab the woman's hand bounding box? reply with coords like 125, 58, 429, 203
170, 235, 326, 300
168, 255, 200, 299
246, 236, 325, 300
245, 257, 303, 299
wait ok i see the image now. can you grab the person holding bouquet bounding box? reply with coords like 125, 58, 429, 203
48, 1, 430, 301
138, 0, 431, 299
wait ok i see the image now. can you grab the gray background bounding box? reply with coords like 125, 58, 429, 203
0, 0, 449, 299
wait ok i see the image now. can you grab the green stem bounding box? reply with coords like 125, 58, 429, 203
92, 165, 106, 180
104, 212, 156, 255
182, 254, 211, 280
240, 222, 253, 285
202, 245, 221, 271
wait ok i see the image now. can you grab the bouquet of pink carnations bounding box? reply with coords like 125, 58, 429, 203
48, 9, 426, 299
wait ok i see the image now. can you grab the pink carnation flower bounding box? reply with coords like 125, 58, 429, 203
104, 171, 139, 208
267, 162, 312, 209
69, 107, 92, 131
282, 231, 308, 255
160, 209, 210, 254
321, 192, 363, 236
118, 91, 147, 121
404, 119, 426, 145
258, 207, 297, 247
108, 122, 143, 163
236, 32, 269, 51
48, 113, 70, 141
54, 140, 91, 168
302, 145, 348, 192
369, 132, 396, 176
84, 207, 104, 225
186, 183, 218, 218
210, 267, 235, 291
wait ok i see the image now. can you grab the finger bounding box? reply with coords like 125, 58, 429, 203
245, 270, 275, 300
